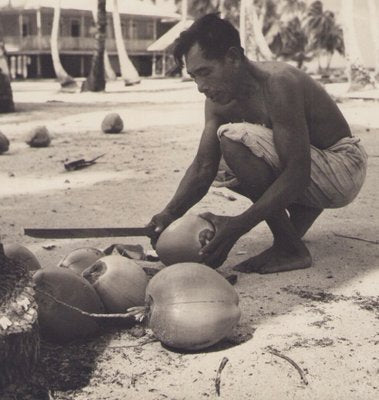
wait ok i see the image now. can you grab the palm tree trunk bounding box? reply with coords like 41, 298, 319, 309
91, 6, 116, 81
241, 0, 273, 60
112, 0, 140, 85
367, 0, 379, 81
51, 0, 77, 89
340, 0, 375, 91
0, 25, 14, 113
82, 0, 107, 92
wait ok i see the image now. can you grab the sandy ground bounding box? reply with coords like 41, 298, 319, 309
0, 78, 378, 400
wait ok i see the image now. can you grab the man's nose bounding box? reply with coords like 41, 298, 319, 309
196, 79, 208, 94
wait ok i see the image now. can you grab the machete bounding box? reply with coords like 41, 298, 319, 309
24, 226, 154, 239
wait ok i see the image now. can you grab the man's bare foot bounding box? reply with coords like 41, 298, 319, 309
233, 242, 312, 274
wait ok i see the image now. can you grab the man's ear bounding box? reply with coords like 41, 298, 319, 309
225, 47, 243, 65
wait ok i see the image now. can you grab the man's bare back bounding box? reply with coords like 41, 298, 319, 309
212, 61, 351, 150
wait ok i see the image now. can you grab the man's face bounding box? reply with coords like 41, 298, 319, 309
185, 43, 237, 105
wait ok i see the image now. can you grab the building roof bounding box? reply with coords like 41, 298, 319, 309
147, 18, 193, 52
0, 0, 181, 19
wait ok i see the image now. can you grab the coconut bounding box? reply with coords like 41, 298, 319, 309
101, 113, 124, 134
145, 263, 241, 350
3, 243, 41, 272
26, 126, 51, 147
156, 214, 215, 266
82, 255, 148, 313
58, 247, 105, 275
33, 267, 105, 342
0, 131, 9, 154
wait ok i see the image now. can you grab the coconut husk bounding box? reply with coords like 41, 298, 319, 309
0, 243, 40, 389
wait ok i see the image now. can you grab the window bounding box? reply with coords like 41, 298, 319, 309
22, 16, 30, 37
70, 19, 80, 37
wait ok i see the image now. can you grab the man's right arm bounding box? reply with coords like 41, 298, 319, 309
149, 101, 223, 234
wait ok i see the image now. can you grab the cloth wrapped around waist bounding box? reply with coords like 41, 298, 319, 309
214, 122, 367, 209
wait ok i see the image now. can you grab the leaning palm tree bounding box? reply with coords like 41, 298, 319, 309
240, 0, 273, 60
51, 0, 77, 89
112, 0, 139, 85
367, 0, 379, 81
82, 0, 107, 92
340, 0, 375, 91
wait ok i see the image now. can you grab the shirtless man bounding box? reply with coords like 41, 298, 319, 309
147, 13, 367, 274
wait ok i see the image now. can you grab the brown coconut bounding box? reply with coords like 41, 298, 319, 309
0, 131, 9, 154
33, 267, 105, 342
3, 243, 41, 272
26, 126, 51, 147
58, 247, 105, 275
101, 113, 124, 134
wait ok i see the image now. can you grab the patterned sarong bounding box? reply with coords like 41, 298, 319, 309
214, 122, 368, 209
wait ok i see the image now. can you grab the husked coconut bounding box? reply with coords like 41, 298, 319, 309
4, 243, 41, 271
156, 214, 215, 266
82, 255, 148, 313
58, 247, 105, 275
26, 126, 51, 147
101, 113, 124, 134
33, 266, 105, 342
0, 131, 9, 154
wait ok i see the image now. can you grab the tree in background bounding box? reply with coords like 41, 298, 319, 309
367, 0, 379, 81
51, 0, 77, 90
82, 0, 107, 92
340, 0, 376, 91
240, 0, 274, 60
305, 1, 344, 72
90, 5, 117, 81
0, 22, 14, 113
112, 0, 140, 85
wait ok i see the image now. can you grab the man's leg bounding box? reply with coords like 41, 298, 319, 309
287, 204, 323, 238
219, 136, 312, 273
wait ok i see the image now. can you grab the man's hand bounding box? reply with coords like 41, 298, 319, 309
146, 210, 177, 249
198, 212, 248, 268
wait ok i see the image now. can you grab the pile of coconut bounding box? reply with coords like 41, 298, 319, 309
5, 215, 241, 351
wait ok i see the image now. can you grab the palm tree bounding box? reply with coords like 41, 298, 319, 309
90, 6, 116, 81
367, 0, 379, 81
51, 0, 77, 89
270, 16, 310, 68
82, 0, 107, 92
112, 0, 140, 85
240, 0, 273, 60
340, 0, 375, 91
305, 1, 344, 72
0, 22, 14, 113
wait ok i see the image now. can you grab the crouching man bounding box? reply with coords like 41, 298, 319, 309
147, 13, 367, 274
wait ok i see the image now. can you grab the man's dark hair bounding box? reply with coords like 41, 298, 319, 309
173, 13, 243, 68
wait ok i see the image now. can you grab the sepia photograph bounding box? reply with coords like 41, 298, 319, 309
0, 0, 378, 399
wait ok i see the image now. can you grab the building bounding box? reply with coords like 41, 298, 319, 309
0, 0, 180, 79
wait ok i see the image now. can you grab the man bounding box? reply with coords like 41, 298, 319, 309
147, 13, 367, 274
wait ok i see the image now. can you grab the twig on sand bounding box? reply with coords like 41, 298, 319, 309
268, 348, 308, 386
333, 232, 378, 245
215, 357, 229, 396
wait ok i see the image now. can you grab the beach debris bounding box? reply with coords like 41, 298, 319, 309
64, 153, 105, 171
267, 347, 308, 385
215, 357, 229, 396
333, 232, 378, 245
212, 190, 237, 201
101, 113, 124, 134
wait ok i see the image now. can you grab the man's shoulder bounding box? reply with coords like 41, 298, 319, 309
262, 62, 310, 90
